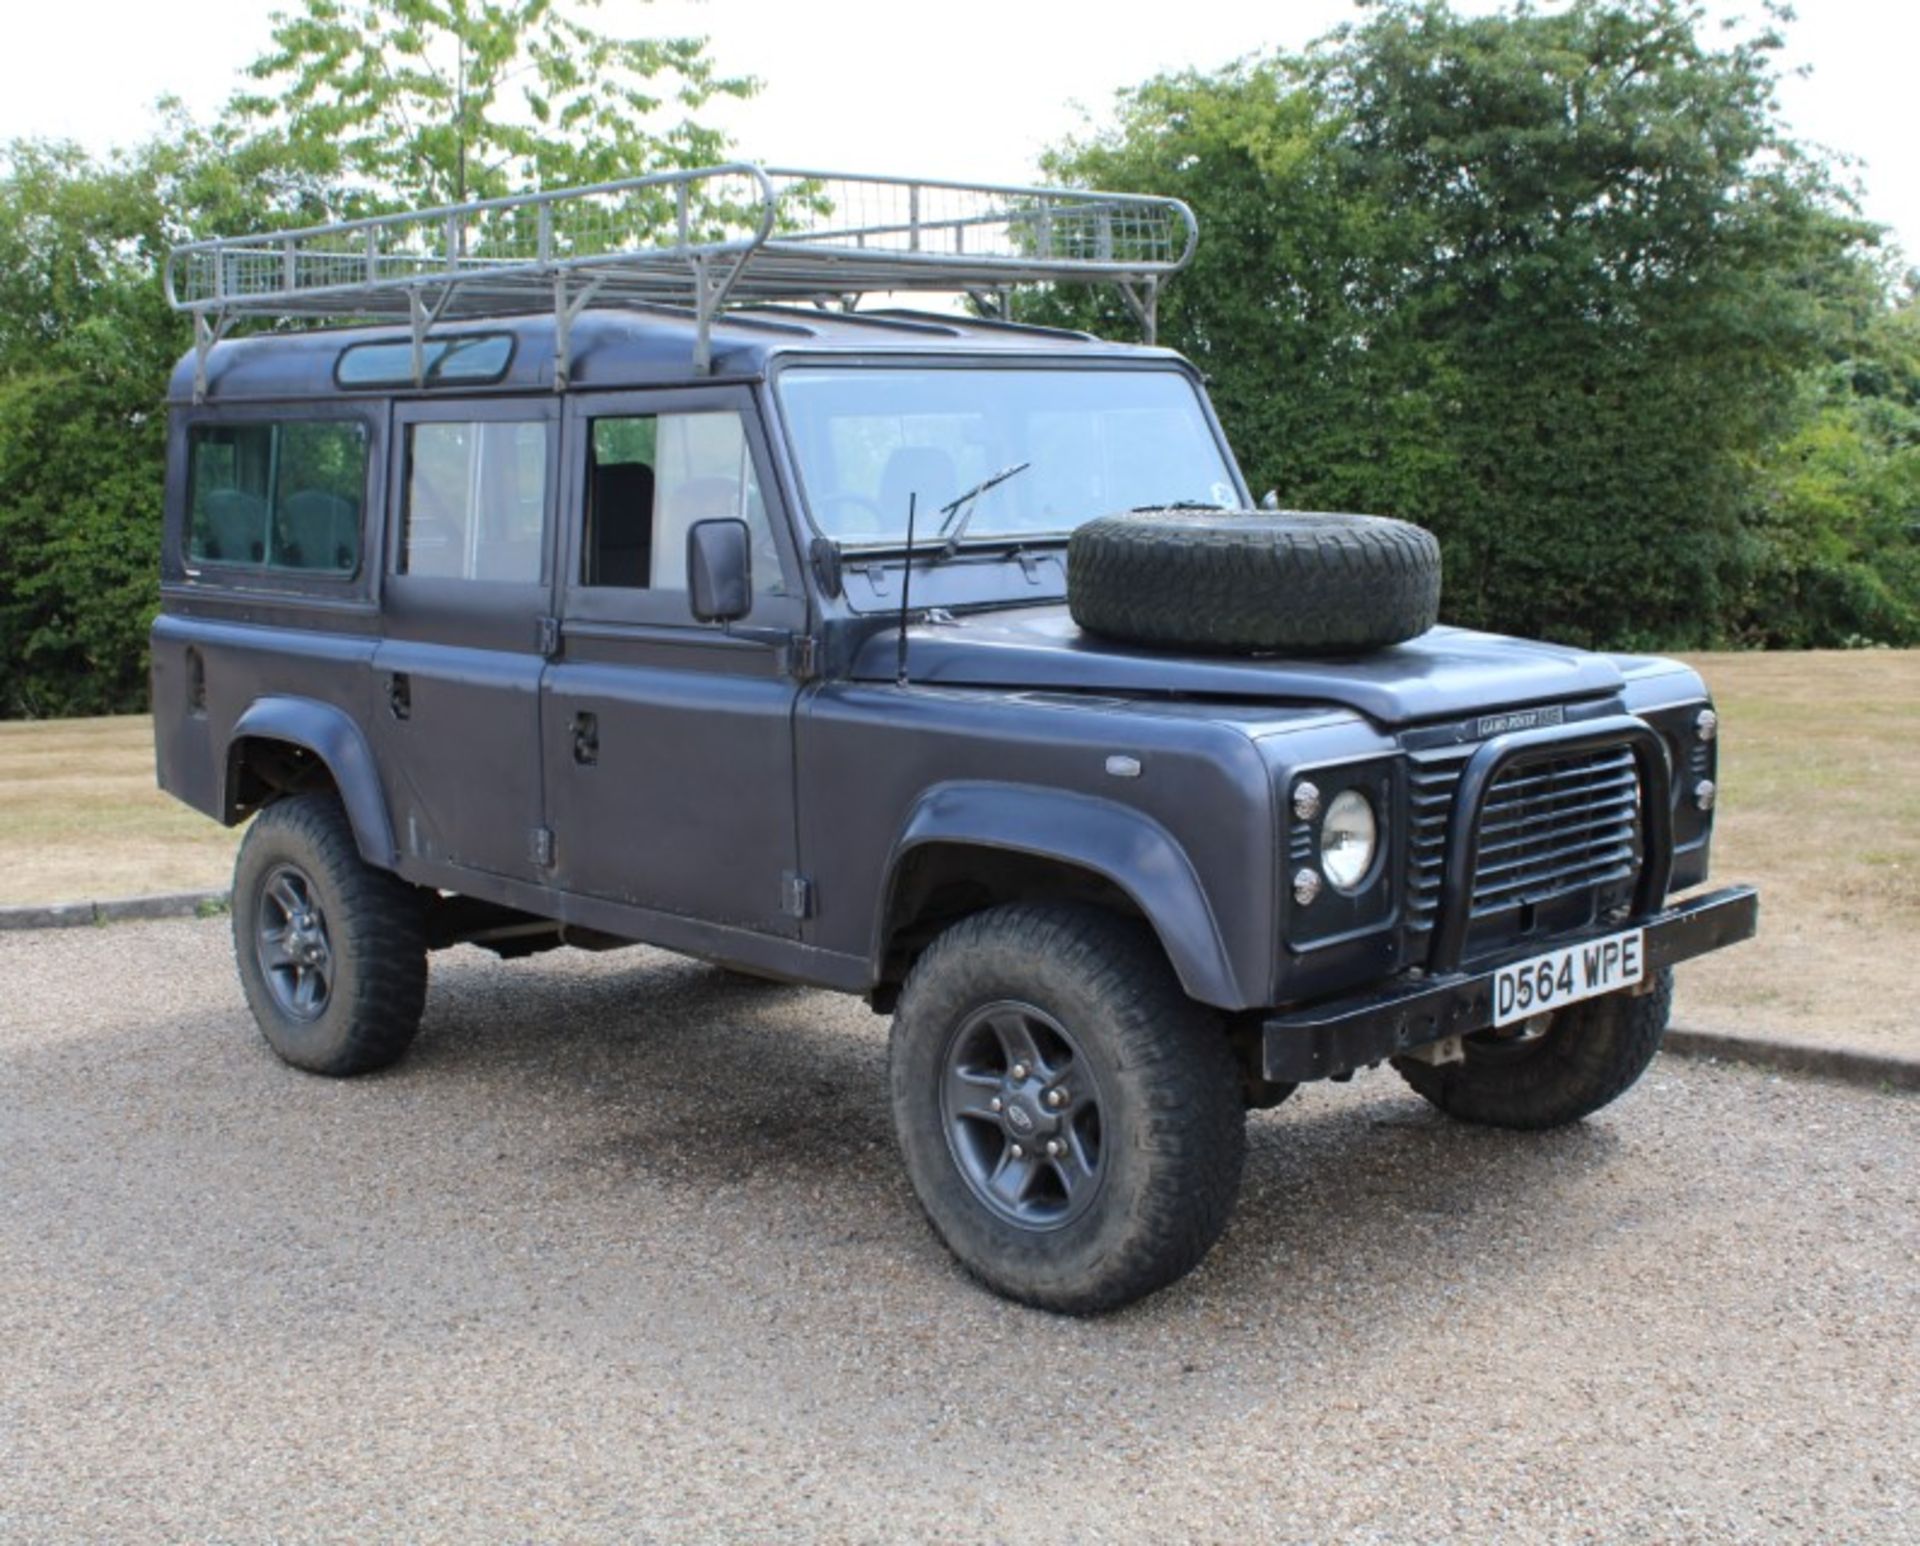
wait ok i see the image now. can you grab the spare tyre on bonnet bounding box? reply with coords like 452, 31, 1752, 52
1068, 508, 1443, 654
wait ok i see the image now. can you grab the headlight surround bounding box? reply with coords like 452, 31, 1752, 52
1319, 789, 1378, 892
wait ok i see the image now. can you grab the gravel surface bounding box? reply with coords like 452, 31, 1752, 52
2, 918, 1916, 1542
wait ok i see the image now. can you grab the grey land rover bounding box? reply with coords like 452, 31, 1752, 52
152, 166, 1757, 1311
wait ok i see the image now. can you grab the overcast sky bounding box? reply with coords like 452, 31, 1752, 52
2, 0, 1912, 260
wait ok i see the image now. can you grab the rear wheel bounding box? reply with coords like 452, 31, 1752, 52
889, 904, 1245, 1314
231, 793, 428, 1076
1393, 969, 1673, 1130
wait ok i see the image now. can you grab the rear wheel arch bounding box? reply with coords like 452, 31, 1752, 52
223, 697, 398, 868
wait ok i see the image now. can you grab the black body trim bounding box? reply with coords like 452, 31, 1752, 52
1261, 884, 1758, 1083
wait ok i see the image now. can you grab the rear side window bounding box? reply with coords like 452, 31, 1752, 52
187, 421, 367, 574
400, 420, 549, 582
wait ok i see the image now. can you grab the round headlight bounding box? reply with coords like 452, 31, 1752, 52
1320, 789, 1378, 892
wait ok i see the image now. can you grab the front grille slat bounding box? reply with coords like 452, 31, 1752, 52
1403, 740, 1643, 958
1477, 791, 1638, 855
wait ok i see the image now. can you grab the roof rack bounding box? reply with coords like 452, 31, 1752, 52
164, 164, 1198, 400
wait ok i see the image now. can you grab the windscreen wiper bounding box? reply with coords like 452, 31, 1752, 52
929, 461, 1032, 564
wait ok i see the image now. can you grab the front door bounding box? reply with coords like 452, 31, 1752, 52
373, 397, 559, 884
544, 386, 806, 934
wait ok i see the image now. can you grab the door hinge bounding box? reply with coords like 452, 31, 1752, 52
538, 616, 561, 657
788, 634, 819, 680
781, 871, 814, 919
531, 826, 556, 868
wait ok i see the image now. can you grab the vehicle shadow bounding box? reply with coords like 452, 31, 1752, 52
407, 945, 1635, 1316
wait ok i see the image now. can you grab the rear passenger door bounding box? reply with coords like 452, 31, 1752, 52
373, 397, 559, 883
544, 386, 806, 934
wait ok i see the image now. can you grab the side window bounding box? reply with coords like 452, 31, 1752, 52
583, 410, 783, 600
400, 420, 548, 582
187, 420, 367, 574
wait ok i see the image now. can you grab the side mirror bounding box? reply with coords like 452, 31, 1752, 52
1259, 489, 1281, 511
687, 518, 753, 623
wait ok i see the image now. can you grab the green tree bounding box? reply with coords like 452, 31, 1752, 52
1738, 290, 1920, 645
1031, 0, 1886, 648
230, 0, 755, 211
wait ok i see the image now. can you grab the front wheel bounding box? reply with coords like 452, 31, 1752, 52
1393, 968, 1674, 1130
889, 904, 1246, 1314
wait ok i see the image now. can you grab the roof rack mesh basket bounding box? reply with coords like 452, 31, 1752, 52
165, 164, 1198, 397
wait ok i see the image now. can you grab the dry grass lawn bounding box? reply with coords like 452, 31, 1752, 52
0, 717, 240, 904
1675, 650, 1919, 1057
1, 650, 1914, 1052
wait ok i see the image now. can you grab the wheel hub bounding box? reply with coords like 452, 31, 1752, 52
256, 865, 334, 1021
996, 1073, 1065, 1145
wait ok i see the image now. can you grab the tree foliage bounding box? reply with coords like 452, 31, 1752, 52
1, 5, 749, 718
1029, 0, 1912, 647
230, 0, 754, 210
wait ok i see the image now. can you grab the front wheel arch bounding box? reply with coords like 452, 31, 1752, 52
873, 784, 1248, 1011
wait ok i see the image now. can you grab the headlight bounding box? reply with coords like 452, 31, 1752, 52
1320, 789, 1378, 892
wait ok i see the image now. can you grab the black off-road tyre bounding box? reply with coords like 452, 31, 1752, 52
1068, 508, 1441, 654
231, 792, 429, 1076
1393, 969, 1674, 1130
889, 903, 1246, 1314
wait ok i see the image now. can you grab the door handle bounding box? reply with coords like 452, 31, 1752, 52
386, 672, 411, 721
571, 711, 599, 766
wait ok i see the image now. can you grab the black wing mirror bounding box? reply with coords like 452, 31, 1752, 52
687, 518, 753, 623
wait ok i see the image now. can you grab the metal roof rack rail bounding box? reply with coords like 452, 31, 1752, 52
164, 163, 1199, 400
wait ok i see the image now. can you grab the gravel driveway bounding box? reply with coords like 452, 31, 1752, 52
2, 917, 1915, 1542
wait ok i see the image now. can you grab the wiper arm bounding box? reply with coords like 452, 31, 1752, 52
1125, 497, 1232, 513
931, 460, 1032, 562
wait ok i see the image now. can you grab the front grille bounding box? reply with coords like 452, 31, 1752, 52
1405, 743, 1642, 957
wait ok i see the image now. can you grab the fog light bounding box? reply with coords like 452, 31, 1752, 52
1695, 779, 1717, 811
1292, 867, 1323, 906
1293, 780, 1321, 822
1696, 708, 1718, 743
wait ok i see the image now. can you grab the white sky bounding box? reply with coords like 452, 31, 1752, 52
1, 0, 1913, 260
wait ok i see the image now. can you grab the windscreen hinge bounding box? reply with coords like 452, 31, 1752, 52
788, 634, 819, 680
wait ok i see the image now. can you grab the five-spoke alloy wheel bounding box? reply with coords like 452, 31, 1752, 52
891, 903, 1246, 1314
940, 1000, 1107, 1230
232, 792, 429, 1076
254, 863, 335, 1021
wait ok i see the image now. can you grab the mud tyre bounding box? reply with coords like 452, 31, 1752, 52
231, 792, 429, 1076
1067, 508, 1441, 654
889, 903, 1246, 1314
1393, 969, 1673, 1130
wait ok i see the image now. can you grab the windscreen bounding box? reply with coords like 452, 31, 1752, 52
777, 366, 1241, 544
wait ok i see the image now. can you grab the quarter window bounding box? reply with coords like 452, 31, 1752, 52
187, 420, 367, 574
401, 420, 549, 582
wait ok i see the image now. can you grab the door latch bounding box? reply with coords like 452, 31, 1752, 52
571, 711, 599, 766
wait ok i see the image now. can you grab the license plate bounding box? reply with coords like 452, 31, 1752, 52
1493, 928, 1645, 1027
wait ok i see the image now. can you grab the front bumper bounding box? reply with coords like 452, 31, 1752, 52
1262, 885, 1759, 1083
